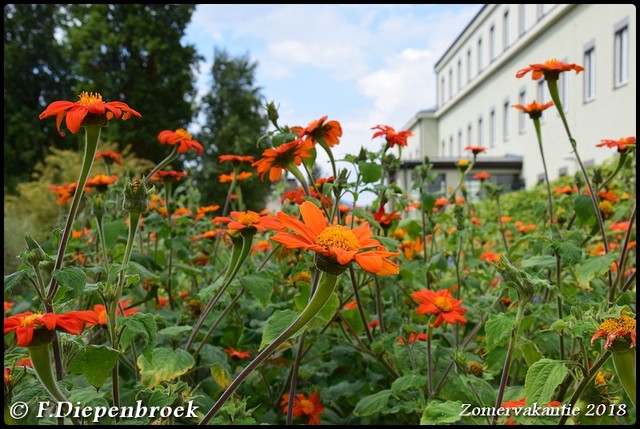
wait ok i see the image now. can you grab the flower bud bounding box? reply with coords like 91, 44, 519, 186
123, 179, 154, 214
24, 234, 47, 266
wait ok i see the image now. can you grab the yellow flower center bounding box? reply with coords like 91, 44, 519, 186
434, 296, 453, 312
299, 399, 315, 414
594, 371, 606, 386
293, 272, 312, 283
457, 159, 470, 167
78, 91, 103, 106
598, 314, 636, 333
316, 226, 360, 251
598, 200, 613, 213
20, 313, 44, 327
175, 128, 192, 140
238, 211, 261, 226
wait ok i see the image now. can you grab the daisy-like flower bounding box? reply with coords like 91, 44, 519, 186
479, 251, 501, 264
223, 347, 251, 359
88, 300, 139, 326
474, 171, 491, 181
48, 182, 78, 205
95, 150, 122, 165
252, 239, 272, 254
513, 100, 554, 120
4, 310, 99, 347
195, 205, 221, 221
218, 154, 255, 164
252, 138, 314, 182
465, 145, 486, 155
596, 136, 636, 153
554, 185, 575, 195
151, 170, 188, 183
342, 301, 358, 310
213, 210, 281, 233
397, 332, 428, 344
157, 128, 203, 155
374, 204, 402, 229
85, 174, 118, 191
271, 201, 399, 276
371, 124, 413, 148
591, 314, 636, 350
293, 116, 343, 147
39, 91, 141, 136
280, 391, 325, 425
411, 288, 467, 327
218, 171, 253, 183
516, 58, 584, 81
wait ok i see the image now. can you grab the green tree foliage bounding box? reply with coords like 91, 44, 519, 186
195, 49, 270, 210
63, 4, 203, 165
4, 4, 74, 192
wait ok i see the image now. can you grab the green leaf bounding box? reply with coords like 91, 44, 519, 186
554, 241, 584, 264
68, 345, 120, 389
103, 219, 127, 248
137, 347, 195, 388
359, 161, 382, 184
484, 313, 515, 351
574, 195, 595, 225
420, 400, 463, 424
421, 192, 437, 213
519, 339, 542, 366
52, 266, 87, 304
210, 363, 232, 389
157, 325, 192, 339
397, 218, 422, 238
239, 273, 273, 310
391, 374, 428, 394
259, 309, 299, 351
429, 252, 448, 271
353, 389, 392, 417
524, 359, 568, 406
575, 253, 617, 287
520, 255, 557, 270
4, 270, 28, 293
119, 313, 157, 361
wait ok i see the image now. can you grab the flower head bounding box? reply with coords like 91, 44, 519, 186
88, 300, 139, 326
39, 92, 141, 136
223, 347, 251, 359
4, 310, 99, 347
218, 154, 255, 164
591, 314, 636, 351
465, 146, 486, 155
85, 174, 118, 191
95, 150, 122, 165
48, 182, 78, 205
513, 100, 554, 120
474, 171, 491, 181
195, 205, 221, 221
271, 201, 399, 276
151, 170, 188, 184
516, 59, 584, 81
157, 128, 203, 155
374, 205, 402, 229
293, 116, 342, 147
280, 391, 325, 425
596, 137, 636, 153
411, 288, 467, 327
213, 210, 281, 233
252, 138, 314, 182
371, 125, 413, 148
479, 251, 501, 264
218, 171, 253, 183
397, 332, 427, 344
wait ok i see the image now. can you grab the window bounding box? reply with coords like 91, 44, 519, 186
558, 167, 568, 177
467, 48, 472, 82
477, 116, 483, 148
477, 37, 483, 73
537, 4, 544, 21
518, 88, 527, 134
449, 68, 453, 98
537, 80, 546, 122
584, 43, 596, 102
518, 4, 526, 36
457, 59, 462, 90
440, 76, 445, 106
489, 108, 496, 148
449, 136, 454, 157
467, 123, 472, 148
503, 99, 510, 142
457, 130, 463, 157
489, 25, 496, 61
503, 9, 510, 50
441, 139, 446, 156
614, 22, 629, 87
558, 57, 569, 112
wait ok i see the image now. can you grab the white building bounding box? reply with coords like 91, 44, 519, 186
398, 4, 636, 197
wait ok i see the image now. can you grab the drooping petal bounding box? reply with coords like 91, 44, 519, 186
299, 201, 327, 236
15, 326, 34, 347
65, 107, 89, 134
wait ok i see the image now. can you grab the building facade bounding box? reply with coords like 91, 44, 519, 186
398, 4, 636, 198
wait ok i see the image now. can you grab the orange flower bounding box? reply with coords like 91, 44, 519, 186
398, 237, 424, 261
479, 251, 501, 263
434, 197, 449, 209
4, 301, 14, 313
218, 171, 253, 183
95, 150, 122, 165
513, 100, 554, 119
397, 332, 428, 344
294, 116, 342, 147
371, 124, 413, 148
39, 91, 141, 136
590, 314, 636, 350
15, 357, 32, 367
195, 204, 220, 221
516, 58, 584, 81
85, 174, 118, 191
171, 207, 193, 218
223, 347, 251, 359
151, 170, 188, 183
501, 216, 512, 223
252, 239, 272, 254
88, 300, 139, 326
252, 138, 314, 182
194, 230, 223, 241
280, 391, 325, 425
4, 310, 99, 347
48, 182, 78, 205
610, 221, 630, 232
597, 190, 619, 203
411, 288, 467, 327
518, 224, 536, 233
374, 205, 402, 228
157, 128, 203, 155
473, 171, 491, 181
464, 146, 486, 155
213, 210, 281, 233
554, 185, 575, 195
596, 136, 636, 153
282, 186, 332, 207
342, 301, 358, 310
218, 154, 255, 164
271, 201, 399, 276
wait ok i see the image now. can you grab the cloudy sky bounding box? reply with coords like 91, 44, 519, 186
185, 4, 482, 181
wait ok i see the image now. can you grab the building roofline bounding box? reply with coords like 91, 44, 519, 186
401, 156, 523, 170
401, 108, 436, 130
434, 4, 488, 70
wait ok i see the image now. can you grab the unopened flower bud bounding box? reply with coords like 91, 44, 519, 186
123, 179, 154, 214
24, 234, 47, 265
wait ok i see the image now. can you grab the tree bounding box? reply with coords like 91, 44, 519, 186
63, 4, 203, 165
195, 49, 270, 211
4, 4, 74, 192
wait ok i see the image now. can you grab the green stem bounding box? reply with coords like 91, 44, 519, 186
144, 146, 179, 185
349, 266, 373, 343
198, 271, 339, 425
426, 321, 434, 395
532, 118, 555, 229
610, 203, 636, 303
96, 214, 110, 276
164, 183, 176, 310
47, 126, 101, 300
221, 167, 239, 217
287, 163, 311, 197
612, 350, 636, 406
28, 344, 81, 425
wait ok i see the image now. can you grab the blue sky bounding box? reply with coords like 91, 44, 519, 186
184, 4, 483, 181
